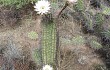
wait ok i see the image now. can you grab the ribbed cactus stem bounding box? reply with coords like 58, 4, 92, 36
42, 22, 56, 66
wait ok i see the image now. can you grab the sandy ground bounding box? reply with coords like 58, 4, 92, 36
0, 6, 106, 70
0, 16, 42, 70
57, 17, 104, 70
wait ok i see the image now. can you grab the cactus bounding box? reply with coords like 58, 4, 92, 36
88, 36, 102, 50
94, 13, 104, 25
28, 31, 38, 40
101, 30, 110, 39
42, 21, 56, 65
74, 0, 85, 11
101, 5, 110, 15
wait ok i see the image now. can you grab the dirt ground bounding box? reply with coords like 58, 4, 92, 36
0, 14, 42, 69
57, 16, 105, 70
0, 3, 107, 70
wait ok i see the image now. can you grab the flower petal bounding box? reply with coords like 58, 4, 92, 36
34, 0, 51, 15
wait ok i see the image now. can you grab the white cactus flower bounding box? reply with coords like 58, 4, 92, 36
67, 0, 78, 3
42, 65, 53, 70
34, 0, 51, 15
